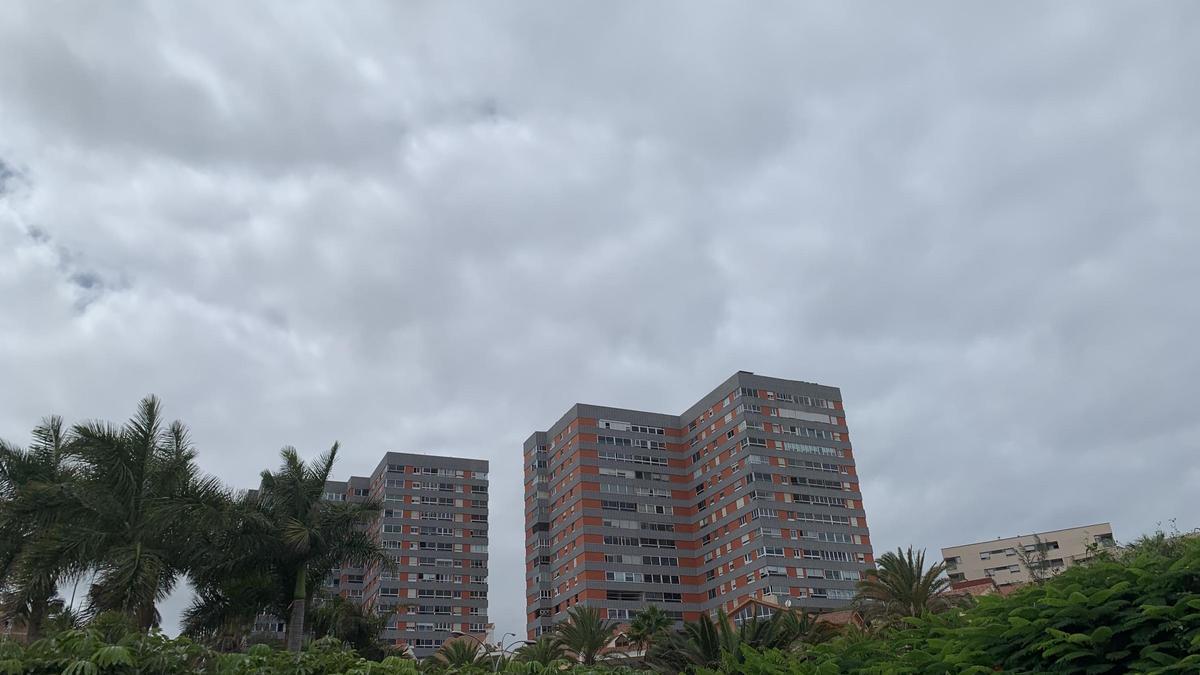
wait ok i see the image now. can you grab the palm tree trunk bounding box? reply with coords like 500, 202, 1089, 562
286, 568, 307, 652
138, 600, 158, 632
22, 591, 57, 643
25, 603, 44, 643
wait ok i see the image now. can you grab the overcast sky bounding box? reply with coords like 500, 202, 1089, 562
2, 1, 1198, 639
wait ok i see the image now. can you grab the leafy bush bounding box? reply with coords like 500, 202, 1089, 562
0, 631, 651, 675
0, 632, 418, 674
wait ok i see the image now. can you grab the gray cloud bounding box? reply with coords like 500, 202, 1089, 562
1, 0, 1198, 639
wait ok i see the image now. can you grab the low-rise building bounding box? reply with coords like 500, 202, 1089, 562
941, 523, 1115, 586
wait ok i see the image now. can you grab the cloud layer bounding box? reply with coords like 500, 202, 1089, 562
2, 1, 1198, 637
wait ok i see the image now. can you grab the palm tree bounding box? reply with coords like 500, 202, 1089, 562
308, 592, 389, 658
556, 605, 615, 665
626, 605, 672, 656
182, 561, 279, 651
738, 608, 838, 652
0, 416, 77, 640
855, 546, 953, 622
42, 599, 83, 635
254, 443, 390, 651
775, 609, 839, 650
648, 607, 834, 672
181, 494, 282, 649
649, 610, 739, 672
514, 635, 567, 664
43, 397, 230, 629
432, 637, 487, 669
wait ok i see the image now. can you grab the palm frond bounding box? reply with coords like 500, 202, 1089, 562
328, 529, 392, 571
556, 605, 614, 665
127, 396, 163, 456
309, 442, 340, 487
162, 420, 194, 460
281, 518, 318, 555
29, 416, 67, 462
433, 638, 486, 667
855, 546, 952, 622
516, 635, 567, 664
183, 569, 278, 640
70, 421, 133, 498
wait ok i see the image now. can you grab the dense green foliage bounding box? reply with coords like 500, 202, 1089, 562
183, 444, 390, 651
0, 398, 388, 654
3, 536, 1193, 675
7, 531, 1194, 675
0, 631, 417, 674
307, 594, 392, 659
0, 631, 643, 674
0, 416, 74, 643
1, 399, 228, 633
703, 534, 1200, 674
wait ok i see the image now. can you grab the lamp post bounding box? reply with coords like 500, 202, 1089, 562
498, 632, 522, 656
502, 633, 533, 654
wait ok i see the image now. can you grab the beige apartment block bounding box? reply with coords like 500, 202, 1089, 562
941, 523, 1115, 586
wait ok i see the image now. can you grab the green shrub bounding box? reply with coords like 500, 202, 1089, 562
0, 632, 421, 674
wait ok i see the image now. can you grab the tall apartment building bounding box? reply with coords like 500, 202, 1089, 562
257, 451, 490, 659
523, 372, 873, 637
942, 523, 1115, 587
